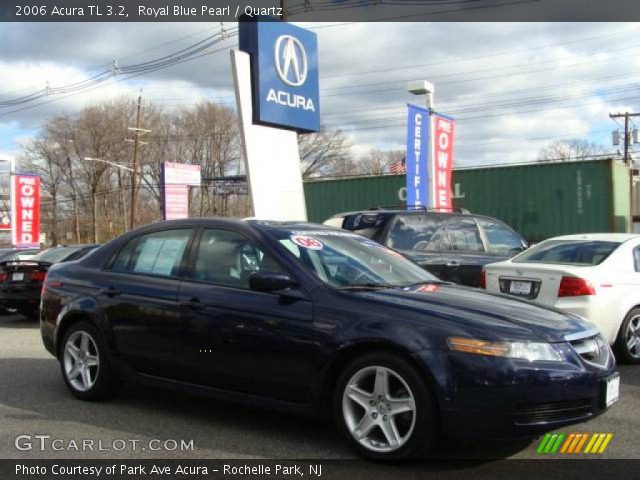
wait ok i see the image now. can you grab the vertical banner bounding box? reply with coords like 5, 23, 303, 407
431, 113, 455, 211
11, 174, 40, 248
406, 104, 430, 207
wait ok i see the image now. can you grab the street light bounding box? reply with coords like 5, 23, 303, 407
407, 80, 434, 110
83, 157, 134, 172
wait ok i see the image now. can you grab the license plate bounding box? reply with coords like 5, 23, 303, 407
604, 374, 620, 407
12, 272, 24, 281
509, 280, 531, 295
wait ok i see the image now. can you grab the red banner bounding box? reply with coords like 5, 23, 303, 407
11, 174, 40, 248
430, 114, 455, 211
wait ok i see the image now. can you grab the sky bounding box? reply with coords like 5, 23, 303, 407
0, 21, 639, 169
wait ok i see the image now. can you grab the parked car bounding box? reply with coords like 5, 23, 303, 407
324, 208, 528, 287
0, 248, 41, 262
41, 219, 618, 459
482, 233, 640, 364
0, 244, 98, 317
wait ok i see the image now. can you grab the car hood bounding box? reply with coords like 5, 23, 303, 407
352, 283, 591, 343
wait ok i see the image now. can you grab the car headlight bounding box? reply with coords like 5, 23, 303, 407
447, 337, 561, 362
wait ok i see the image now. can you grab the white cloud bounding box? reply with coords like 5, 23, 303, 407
0, 21, 639, 167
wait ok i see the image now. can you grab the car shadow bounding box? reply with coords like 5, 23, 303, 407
0, 355, 536, 461
617, 364, 640, 387
0, 314, 38, 329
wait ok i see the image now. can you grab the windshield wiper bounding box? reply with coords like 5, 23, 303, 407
398, 280, 453, 288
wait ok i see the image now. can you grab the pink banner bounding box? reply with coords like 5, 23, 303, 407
431, 114, 455, 211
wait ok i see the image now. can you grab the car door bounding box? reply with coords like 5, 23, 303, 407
439, 217, 495, 286
97, 228, 194, 378
174, 227, 314, 404
382, 214, 446, 278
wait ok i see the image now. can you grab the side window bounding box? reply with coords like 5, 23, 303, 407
111, 229, 192, 277
634, 247, 640, 272
477, 219, 524, 255
191, 229, 283, 289
444, 218, 484, 252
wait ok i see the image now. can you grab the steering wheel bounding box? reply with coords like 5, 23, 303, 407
413, 240, 429, 251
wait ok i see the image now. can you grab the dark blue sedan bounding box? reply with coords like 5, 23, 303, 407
40, 219, 619, 459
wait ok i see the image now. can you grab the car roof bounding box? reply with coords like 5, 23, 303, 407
246, 219, 333, 230
545, 233, 640, 242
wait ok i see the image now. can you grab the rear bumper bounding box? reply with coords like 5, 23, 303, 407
415, 349, 617, 440
554, 299, 619, 344
0, 289, 41, 312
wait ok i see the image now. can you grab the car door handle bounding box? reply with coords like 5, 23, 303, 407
446, 261, 459, 268
98, 287, 121, 297
179, 299, 206, 311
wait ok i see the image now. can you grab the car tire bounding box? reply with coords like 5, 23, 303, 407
59, 321, 120, 400
615, 308, 640, 364
333, 352, 437, 460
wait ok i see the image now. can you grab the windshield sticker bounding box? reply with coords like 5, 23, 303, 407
290, 235, 324, 250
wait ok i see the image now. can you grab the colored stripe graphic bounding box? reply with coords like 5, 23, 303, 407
539, 433, 613, 455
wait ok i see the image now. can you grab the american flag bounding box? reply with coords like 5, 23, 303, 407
388, 158, 406, 174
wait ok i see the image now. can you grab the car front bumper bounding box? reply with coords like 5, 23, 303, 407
415, 347, 618, 440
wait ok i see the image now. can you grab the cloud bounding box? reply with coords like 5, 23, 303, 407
0, 21, 639, 167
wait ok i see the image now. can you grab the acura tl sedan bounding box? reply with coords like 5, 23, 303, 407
40, 219, 619, 459
482, 233, 640, 364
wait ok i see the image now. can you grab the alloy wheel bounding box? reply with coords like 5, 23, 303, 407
63, 331, 100, 392
342, 366, 416, 453
626, 315, 640, 359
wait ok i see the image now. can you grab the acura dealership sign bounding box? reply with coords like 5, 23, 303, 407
239, 18, 320, 132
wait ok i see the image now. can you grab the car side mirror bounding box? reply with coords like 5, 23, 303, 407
249, 271, 297, 294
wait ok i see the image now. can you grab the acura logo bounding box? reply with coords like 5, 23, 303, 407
274, 35, 307, 87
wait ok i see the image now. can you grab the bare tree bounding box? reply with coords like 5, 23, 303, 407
298, 129, 352, 178
355, 149, 404, 175
538, 139, 607, 162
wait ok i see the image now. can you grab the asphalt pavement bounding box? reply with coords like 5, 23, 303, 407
0, 314, 638, 460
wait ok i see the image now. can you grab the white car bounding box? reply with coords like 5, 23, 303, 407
482, 233, 640, 364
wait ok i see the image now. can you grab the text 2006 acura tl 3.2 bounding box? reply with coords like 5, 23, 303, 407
40, 219, 620, 459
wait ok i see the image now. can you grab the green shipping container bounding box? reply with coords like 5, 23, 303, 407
304, 158, 631, 242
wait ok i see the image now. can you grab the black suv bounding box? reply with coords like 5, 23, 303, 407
324, 209, 527, 287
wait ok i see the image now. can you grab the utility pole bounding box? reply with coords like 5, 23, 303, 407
610, 112, 640, 164
126, 94, 150, 230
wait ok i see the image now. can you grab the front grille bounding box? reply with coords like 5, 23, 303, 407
514, 399, 593, 425
570, 334, 610, 369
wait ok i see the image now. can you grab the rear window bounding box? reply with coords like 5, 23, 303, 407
512, 240, 620, 266
387, 214, 442, 251
32, 247, 81, 263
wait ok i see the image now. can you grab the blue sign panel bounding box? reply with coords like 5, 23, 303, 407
406, 104, 430, 207
239, 18, 320, 132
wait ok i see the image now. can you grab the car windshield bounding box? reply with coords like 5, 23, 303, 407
512, 240, 620, 266
32, 247, 81, 263
266, 228, 441, 288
